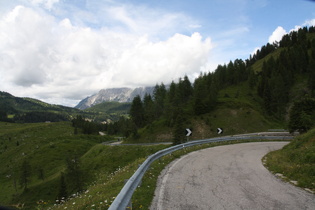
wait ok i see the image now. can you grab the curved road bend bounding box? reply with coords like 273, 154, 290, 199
151, 142, 315, 210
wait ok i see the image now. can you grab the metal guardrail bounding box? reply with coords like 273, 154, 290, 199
268, 129, 287, 132
108, 134, 294, 210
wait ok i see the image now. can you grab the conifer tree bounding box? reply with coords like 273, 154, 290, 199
58, 172, 68, 200
207, 75, 218, 110
270, 73, 287, 118
193, 77, 208, 115
289, 96, 315, 133
130, 95, 145, 128
66, 156, 83, 192
180, 75, 193, 104
173, 109, 185, 145
153, 83, 167, 118
143, 94, 154, 124
263, 81, 272, 115
164, 81, 177, 126
19, 159, 31, 190
37, 167, 44, 180
248, 68, 257, 88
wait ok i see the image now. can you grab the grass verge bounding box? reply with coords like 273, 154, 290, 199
264, 128, 315, 193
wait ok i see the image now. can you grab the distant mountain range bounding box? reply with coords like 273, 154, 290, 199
0, 91, 83, 123
75, 87, 155, 110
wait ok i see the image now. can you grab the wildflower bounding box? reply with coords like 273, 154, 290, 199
73, 202, 75, 205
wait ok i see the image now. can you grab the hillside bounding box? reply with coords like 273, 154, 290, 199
84, 101, 131, 122
128, 81, 282, 143
0, 91, 82, 123
0, 121, 168, 209
0, 122, 97, 207
0, 92, 76, 114
119, 26, 315, 143
0, 92, 130, 123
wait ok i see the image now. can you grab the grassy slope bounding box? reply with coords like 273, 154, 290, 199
0, 122, 169, 209
84, 102, 131, 122
0, 122, 106, 208
50, 144, 169, 210
86, 101, 131, 113
251, 48, 284, 73
205, 81, 282, 134
265, 127, 315, 191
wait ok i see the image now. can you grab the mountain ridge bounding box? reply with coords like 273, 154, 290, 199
75, 86, 155, 109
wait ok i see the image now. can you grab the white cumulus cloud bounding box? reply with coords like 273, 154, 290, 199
268, 26, 287, 44
111, 33, 212, 87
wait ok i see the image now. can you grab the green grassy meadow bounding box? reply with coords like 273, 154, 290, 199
0, 121, 168, 209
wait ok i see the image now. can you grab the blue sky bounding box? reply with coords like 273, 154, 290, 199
0, 0, 314, 106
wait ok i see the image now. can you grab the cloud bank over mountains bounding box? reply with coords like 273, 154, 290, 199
0, 3, 211, 105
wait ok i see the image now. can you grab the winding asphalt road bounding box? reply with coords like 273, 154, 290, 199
150, 142, 315, 210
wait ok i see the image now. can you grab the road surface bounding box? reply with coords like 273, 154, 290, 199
151, 142, 315, 210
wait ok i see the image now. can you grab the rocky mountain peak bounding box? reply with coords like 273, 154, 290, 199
75, 87, 155, 109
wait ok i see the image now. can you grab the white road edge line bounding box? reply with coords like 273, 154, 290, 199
156, 153, 196, 210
